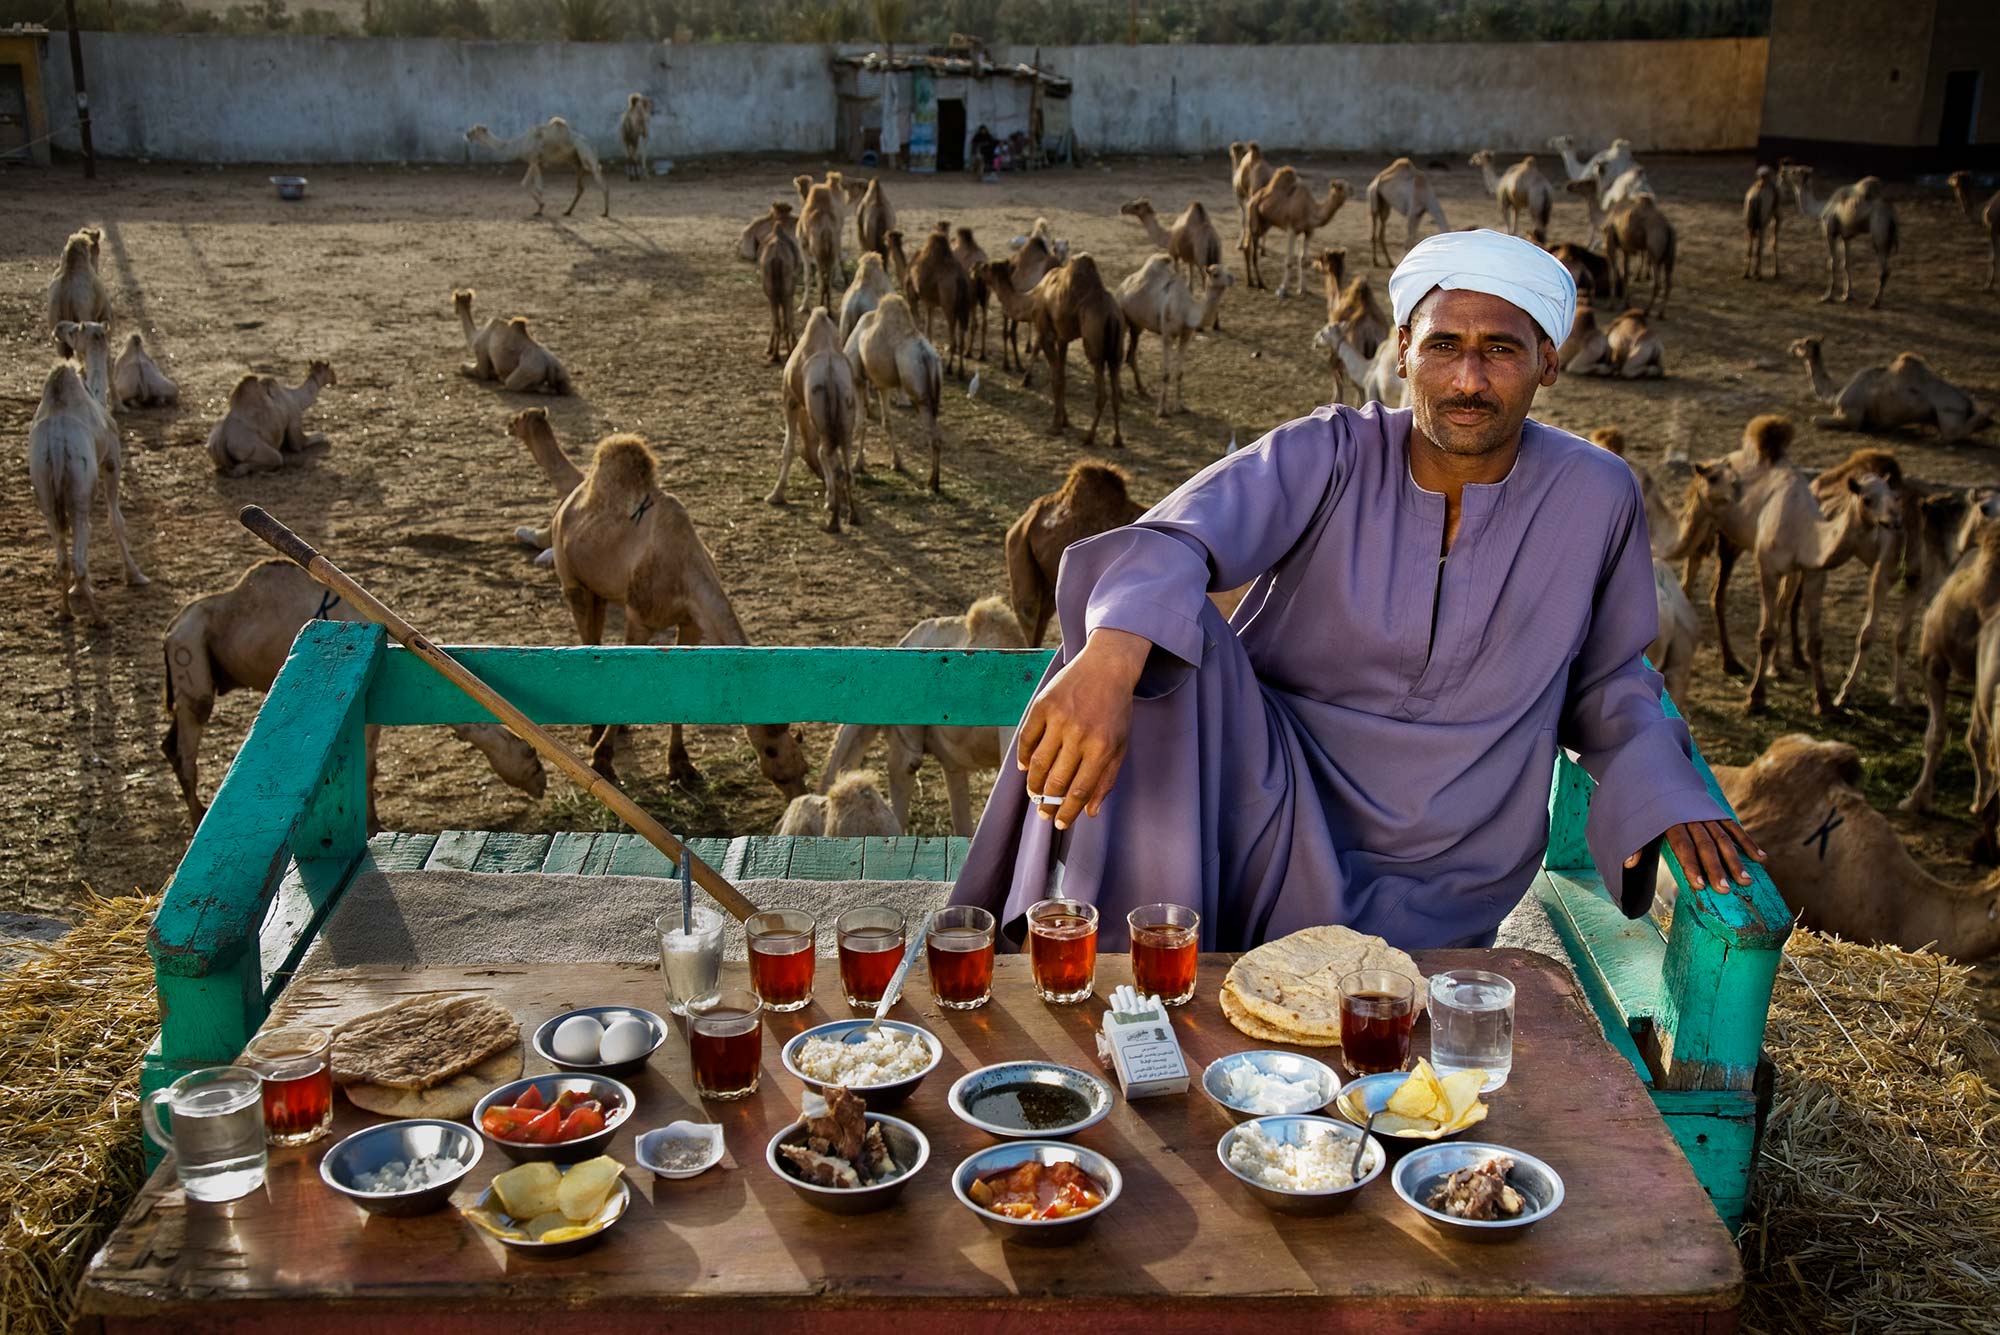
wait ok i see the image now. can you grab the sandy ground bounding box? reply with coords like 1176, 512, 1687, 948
3, 151, 1997, 940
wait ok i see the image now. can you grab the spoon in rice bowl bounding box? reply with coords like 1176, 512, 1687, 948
845, 916, 930, 1044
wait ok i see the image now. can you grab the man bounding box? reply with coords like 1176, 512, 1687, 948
950, 230, 1762, 952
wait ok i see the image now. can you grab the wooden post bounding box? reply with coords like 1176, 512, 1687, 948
63, 0, 95, 180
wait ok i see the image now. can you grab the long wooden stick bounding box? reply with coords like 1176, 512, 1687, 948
240, 505, 759, 923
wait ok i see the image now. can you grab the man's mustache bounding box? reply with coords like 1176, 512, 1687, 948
1436, 395, 1499, 413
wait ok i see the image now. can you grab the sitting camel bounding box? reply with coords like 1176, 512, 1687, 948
1115, 256, 1234, 416
1587, 428, 1697, 701
113, 334, 178, 409
29, 328, 145, 622
1006, 462, 1145, 645
838, 251, 897, 343
1469, 151, 1553, 243
754, 202, 804, 363
843, 293, 943, 490
1564, 307, 1664, 378
465, 118, 609, 218
1948, 170, 1998, 291
1121, 198, 1224, 296
1025, 253, 1124, 449
618, 94, 654, 181
538, 423, 808, 793
1229, 141, 1276, 253
1547, 241, 1612, 300
951, 226, 992, 362
47, 228, 108, 354
1558, 302, 1608, 373
1781, 164, 1896, 307
1789, 336, 1991, 442
1243, 168, 1348, 298
205, 361, 336, 477
1365, 158, 1448, 265
769, 308, 862, 532
816, 597, 1027, 835
454, 289, 572, 394
1742, 165, 1782, 280
777, 771, 900, 837
162, 560, 545, 829
1708, 735, 2000, 957
1902, 511, 2000, 815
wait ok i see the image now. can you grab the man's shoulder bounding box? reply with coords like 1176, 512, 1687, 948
1526, 419, 1641, 506
1266, 402, 1403, 458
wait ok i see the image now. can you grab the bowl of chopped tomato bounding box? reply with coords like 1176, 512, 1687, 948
472, 1075, 633, 1165
950, 1141, 1121, 1245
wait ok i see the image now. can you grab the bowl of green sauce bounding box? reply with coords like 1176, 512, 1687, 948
947, 1061, 1114, 1139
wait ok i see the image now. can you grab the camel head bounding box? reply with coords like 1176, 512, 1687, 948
1687, 459, 1743, 516
1588, 426, 1628, 458
307, 359, 336, 389
464, 124, 495, 146
1779, 163, 1811, 191
507, 406, 550, 444
453, 287, 475, 314
1313, 247, 1347, 284
1843, 472, 1903, 534
840, 176, 869, 206
751, 724, 810, 799
1547, 134, 1574, 154
455, 724, 547, 799
793, 174, 814, 201
1754, 164, 1774, 182
1228, 141, 1246, 166
1468, 149, 1494, 170
1204, 264, 1236, 292
54, 319, 110, 368
1787, 335, 1822, 366
1119, 198, 1155, 221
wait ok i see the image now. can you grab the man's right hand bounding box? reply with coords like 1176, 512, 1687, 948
1017, 628, 1153, 830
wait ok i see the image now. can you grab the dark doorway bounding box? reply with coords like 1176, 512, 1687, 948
938, 98, 966, 172
0, 66, 27, 160
1940, 70, 1980, 147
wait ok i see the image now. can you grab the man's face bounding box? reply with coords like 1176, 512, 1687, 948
1399, 288, 1559, 458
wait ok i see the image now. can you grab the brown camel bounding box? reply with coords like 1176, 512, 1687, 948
1741, 165, 1781, 280
1006, 461, 1145, 645
205, 361, 336, 477
47, 228, 108, 353
855, 176, 896, 257
977, 234, 1063, 373
1114, 257, 1235, 416
1314, 316, 1403, 410
161, 560, 545, 829
1121, 197, 1225, 304
1365, 158, 1448, 265
1320, 268, 1388, 404
950, 226, 991, 361
455, 289, 571, 394
539, 424, 807, 794
1894, 487, 2000, 711
1244, 167, 1349, 298
843, 293, 943, 490
113, 333, 178, 409
1790, 336, 1991, 442
777, 770, 900, 837
754, 202, 803, 363
736, 200, 794, 263
465, 118, 608, 218
1469, 151, 1554, 243
1601, 194, 1676, 317
798, 179, 844, 313
1025, 253, 1124, 449
1948, 170, 1998, 291
1587, 427, 1698, 701
769, 308, 861, 532
1229, 141, 1275, 254
1902, 513, 2000, 815
906, 225, 971, 378
1781, 165, 1897, 307
1548, 241, 1612, 300
618, 94, 654, 181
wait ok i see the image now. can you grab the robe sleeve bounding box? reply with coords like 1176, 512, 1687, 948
1055, 413, 1349, 696
1558, 470, 1729, 915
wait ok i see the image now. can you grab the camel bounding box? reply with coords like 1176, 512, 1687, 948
1469, 151, 1554, 243
737, 200, 794, 264
1888, 486, 2000, 711
976, 233, 1064, 373
1314, 314, 1403, 410
1710, 735, 2000, 957
113, 334, 178, 409
1115, 257, 1234, 416
838, 251, 897, 343
1563, 307, 1664, 378
755, 202, 803, 363
205, 361, 335, 477
843, 293, 942, 490
816, 597, 1027, 835
29, 344, 144, 623
1244, 168, 1349, 298
1026, 253, 1124, 449
1559, 302, 1609, 374
1902, 513, 2000, 815
537, 423, 807, 794
161, 560, 546, 828
1585, 427, 1681, 560
1548, 135, 1636, 189
1548, 241, 1612, 300
1365, 158, 1448, 266
797, 179, 844, 314
618, 94, 654, 181
769, 308, 862, 532
905, 226, 971, 378
1948, 170, 1998, 291
1781, 165, 1897, 307
777, 770, 901, 837
454, 289, 571, 394
1015, 216, 1070, 263
1547, 135, 1594, 183
1007, 462, 1146, 645
950, 226, 991, 362
1742, 165, 1782, 280
1229, 141, 1275, 253
855, 177, 896, 258
1121, 198, 1225, 300
1314, 248, 1347, 320
465, 118, 609, 218
1588, 428, 1698, 700
1978, 617, 2000, 862
1319, 269, 1388, 404
1789, 336, 1991, 442
1601, 194, 1676, 317
47, 229, 108, 353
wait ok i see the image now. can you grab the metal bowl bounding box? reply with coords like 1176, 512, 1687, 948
1202, 1050, 1340, 1122
318, 1119, 481, 1217
1335, 1071, 1485, 1141
766, 1112, 928, 1215
635, 1121, 725, 1180
951, 1141, 1121, 1245
778, 1019, 943, 1109
1392, 1142, 1565, 1241
947, 1061, 1114, 1139
466, 1172, 632, 1257
472, 1074, 634, 1165
1216, 1115, 1384, 1216
532, 1005, 668, 1078
269, 175, 307, 200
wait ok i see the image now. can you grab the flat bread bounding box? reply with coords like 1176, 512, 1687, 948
1220, 983, 1339, 1047
1222, 925, 1424, 1041
331, 993, 518, 1090
343, 1044, 522, 1121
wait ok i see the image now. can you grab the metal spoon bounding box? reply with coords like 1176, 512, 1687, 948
1350, 1109, 1379, 1183
843, 917, 928, 1043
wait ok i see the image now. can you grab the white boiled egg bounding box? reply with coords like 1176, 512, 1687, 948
598, 1016, 654, 1066
551, 1014, 605, 1065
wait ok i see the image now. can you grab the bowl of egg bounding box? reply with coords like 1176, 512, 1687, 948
533, 1006, 668, 1078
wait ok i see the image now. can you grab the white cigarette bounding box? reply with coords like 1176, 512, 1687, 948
1033, 791, 1065, 806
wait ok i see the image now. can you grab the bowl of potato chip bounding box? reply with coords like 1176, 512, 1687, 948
461, 1156, 630, 1256
1335, 1059, 1489, 1140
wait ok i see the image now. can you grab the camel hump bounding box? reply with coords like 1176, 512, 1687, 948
1061, 459, 1131, 505
508, 316, 532, 331
43, 362, 82, 403
1854, 176, 1884, 198
1268, 165, 1298, 189
1186, 200, 1210, 222
548, 116, 570, 129
965, 595, 1026, 647
1588, 426, 1627, 457
1827, 447, 1902, 488
1389, 156, 1414, 168
588, 433, 658, 497
1888, 351, 1930, 375
1744, 413, 1794, 463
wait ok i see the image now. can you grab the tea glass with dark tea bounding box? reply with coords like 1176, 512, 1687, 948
745, 909, 816, 1012
835, 906, 905, 1009
243, 1025, 333, 1146
687, 989, 763, 1101
927, 906, 996, 1009
1027, 898, 1098, 1004
1126, 903, 1200, 1006
1337, 969, 1417, 1076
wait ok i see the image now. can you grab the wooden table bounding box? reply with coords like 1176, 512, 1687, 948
80, 950, 1741, 1333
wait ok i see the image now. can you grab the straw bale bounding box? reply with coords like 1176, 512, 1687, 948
0, 892, 158, 1335
1740, 930, 2000, 1333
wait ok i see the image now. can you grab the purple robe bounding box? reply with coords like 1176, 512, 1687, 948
950, 404, 1727, 952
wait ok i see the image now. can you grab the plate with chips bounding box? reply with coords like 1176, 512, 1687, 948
1335, 1059, 1489, 1140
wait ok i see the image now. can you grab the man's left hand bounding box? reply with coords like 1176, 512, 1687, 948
1627, 820, 1767, 891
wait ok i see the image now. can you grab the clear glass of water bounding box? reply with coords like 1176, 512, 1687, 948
658, 906, 725, 1017
141, 1066, 268, 1202
1428, 969, 1516, 1092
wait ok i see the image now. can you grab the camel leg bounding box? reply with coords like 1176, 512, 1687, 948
945, 766, 975, 838
563, 167, 586, 217
1833, 552, 1894, 709
1082, 358, 1107, 448
767, 401, 803, 504
1818, 229, 1837, 302
884, 730, 920, 831
597, 166, 610, 218
1869, 237, 1889, 309
1889, 580, 1922, 709
882, 386, 904, 474
1124, 322, 1145, 396
98, 457, 148, 586
1772, 218, 1781, 280
1899, 656, 1952, 812
1742, 229, 1756, 280
163, 676, 212, 826
523, 162, 546, 216
1969, 703, 1994, 820
1743, 562, 1784, 712
1711, 539, 1747, 677
557, 587, 620, 780
1800, 571, 1833, 714
1046, 338, 1068, 435
1784, 581, 1806, 675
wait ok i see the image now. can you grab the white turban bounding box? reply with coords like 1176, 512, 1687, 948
1387, 228, 1577, 346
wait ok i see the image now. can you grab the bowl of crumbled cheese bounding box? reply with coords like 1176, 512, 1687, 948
781, 1020, 943, 1109
1202, 1050, 1340, 1122
320, 1119, 482, 1216
1216, 1114, 1384, 1216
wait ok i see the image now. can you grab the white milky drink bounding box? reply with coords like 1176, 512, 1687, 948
659, 905, 725, 1016
1428, 969, 1516, 1092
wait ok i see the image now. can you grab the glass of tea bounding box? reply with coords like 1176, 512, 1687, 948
927, 906, 997, 1009
1338, 970, 1417, 1077
745, 910, 816, 1012
1126, 903, 1200, 1006
836, 907, 905, 1010
1027, 898, 1098, 1004
687, 989, 763, 1101
243, 1025, 333, 1147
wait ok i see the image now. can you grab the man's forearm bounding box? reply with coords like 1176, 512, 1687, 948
1080, 627, 1155, 693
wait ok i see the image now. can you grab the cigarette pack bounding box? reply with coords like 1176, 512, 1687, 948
1097, 990, 1190, 1098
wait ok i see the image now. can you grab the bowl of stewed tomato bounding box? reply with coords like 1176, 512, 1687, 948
473, 1074, 633, 1165
950, 1140, 1121, 1245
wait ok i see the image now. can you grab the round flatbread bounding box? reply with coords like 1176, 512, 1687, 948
332, 992, 518, 1091
1220, 983, 1339, 1047
1222, 925, 1425, 1041
342, 1043, 522, 1121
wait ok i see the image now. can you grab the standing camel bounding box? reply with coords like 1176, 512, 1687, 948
47, 229, 108, 352
1781, 165, 1897, 307
1947, 171, 1998, 292
1121, 198, 1225, 294
1365, 158, 1448, 265
1742, 165, 1782, 280
1229, 141, 1276, 255
1114, 257, 1234, 416
29, 347, 144, 622
1602, 194, 1676, 317
855, 177, 896, 258
798, 179, 844, 314
465, 118, 609, 218
769, 308, 862, 532
618, 94, 654, 181
755, 203, 803, 363
950, 226, 991, 362
1318, 268, 1390, 404
1902, 514, 2000, 815
1790, 336, 1991, 442
843, 293, 943, 490
1026, 253, 1124, 449
1469, 151, 1554, 243
1244, 168, 1349, 298
976, 233, 1063, 374
905, 226, 971, 378
838, 251, 897, 343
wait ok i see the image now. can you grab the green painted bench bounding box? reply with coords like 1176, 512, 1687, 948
146, 618, 1790, 1226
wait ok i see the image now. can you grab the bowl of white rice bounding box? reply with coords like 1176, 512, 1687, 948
780, 1019, 943, 1108
1216, 1114, 1384, 1216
